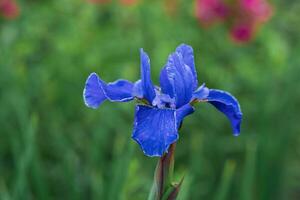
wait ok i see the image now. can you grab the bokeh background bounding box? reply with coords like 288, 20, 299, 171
1, 0, 300, 199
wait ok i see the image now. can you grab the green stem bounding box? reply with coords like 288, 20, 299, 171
157, 143, 176, 199
148, 143, 179, 200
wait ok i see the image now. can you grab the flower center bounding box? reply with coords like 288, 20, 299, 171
152, 87, 175, 109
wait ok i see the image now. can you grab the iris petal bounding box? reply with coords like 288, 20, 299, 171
159, 67, 174, 98
176, 44, 198, 90
132, 80, 143, 99
140, 49, 156, 104
207, 89, 243, 135
192, 83, 209, 100
83, 73, 135, 109
101, 79, 134, 102
152, 89, 175, 109
176, 104, 195, 128
83, 73, 107, 109
132, 105, 178, 157
160, 52, 194, 108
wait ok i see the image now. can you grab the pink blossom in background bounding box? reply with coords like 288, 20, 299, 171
231, 0, 272, 43
241, 0, 273, 23
195, 0, 229, 26
196, 0, 273, 43
230, 22, 254, 43
0, 0, 19, 19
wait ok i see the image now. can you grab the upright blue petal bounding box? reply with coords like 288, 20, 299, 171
132, 105, 178, 157
159, 67, 174, 98
83, 73, 107, 109
207, 89, 243, 136
176, 104, 195, 128
132, 80, 143, 99
176, 44, 198, 90
160, 52, 194, 108
140, 49, 156, 104
101, 79, 134, 102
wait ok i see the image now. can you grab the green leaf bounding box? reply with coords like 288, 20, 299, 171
214, 160, 236, 200
161, 176, 184, 200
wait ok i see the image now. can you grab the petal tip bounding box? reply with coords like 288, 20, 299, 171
132, 105, 178, 157
83, 72, 106, 109
177, 43, 193, 49
233, 132, 240, 137
131, 136, 164, 157
206, 89, 243, 135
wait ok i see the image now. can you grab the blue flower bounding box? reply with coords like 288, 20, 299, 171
83, 44, 242, 157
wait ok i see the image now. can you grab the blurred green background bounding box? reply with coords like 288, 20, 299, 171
1, 0, 300, 199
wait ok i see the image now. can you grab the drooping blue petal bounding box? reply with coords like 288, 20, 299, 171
176, 104, 195, 128
132, 105, 178, 157
140, 49, 156, 104
83, 73, 135, 109
176, 44, 198, 90
160, 52, 194, 108
83, 73, 107, 109
100, 79, 134, 102
207, 89, 243, 136
192, 83, 209, 100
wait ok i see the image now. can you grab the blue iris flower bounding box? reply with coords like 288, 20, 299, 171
83, 44, 242, 157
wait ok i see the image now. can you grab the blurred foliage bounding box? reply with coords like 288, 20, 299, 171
0, 0, 300, 199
